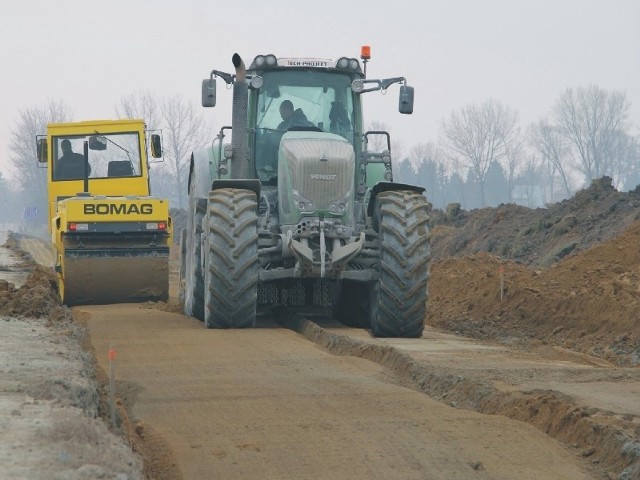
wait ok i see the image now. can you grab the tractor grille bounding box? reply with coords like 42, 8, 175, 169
280, 137, 354, 210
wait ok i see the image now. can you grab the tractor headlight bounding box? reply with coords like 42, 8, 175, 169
252, 54, 277, 69
292, 189, 314, 213
351, 80, 364, 93
249, 76, 264, 89
223, 144, 233, 160
329, 203, 347, 213
339, 57, 360, 71
328, 191, 350, 216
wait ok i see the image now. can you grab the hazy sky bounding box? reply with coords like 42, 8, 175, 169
1, 0, 638, 179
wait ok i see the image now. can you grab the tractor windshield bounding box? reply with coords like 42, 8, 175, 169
52, 132, 142, 181
254, 70, 356, 183
256, 70, 355, 141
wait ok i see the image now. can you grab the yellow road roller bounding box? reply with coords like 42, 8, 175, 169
37, 119, 172, 305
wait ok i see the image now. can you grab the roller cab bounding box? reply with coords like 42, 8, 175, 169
38, 119, 172, 305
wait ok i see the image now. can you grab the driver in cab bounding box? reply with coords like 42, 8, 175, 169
56, 139, 91, 179
278, 100, 313, 131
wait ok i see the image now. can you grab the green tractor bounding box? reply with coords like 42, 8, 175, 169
180, 50, 430, 337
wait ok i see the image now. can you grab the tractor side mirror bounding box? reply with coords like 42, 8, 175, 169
202, 78, 217, 107
36, 137, 48, 164
150, 134, 163, 158
399, 85, 414, 114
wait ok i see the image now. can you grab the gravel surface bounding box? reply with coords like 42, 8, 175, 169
0, 232, 144, 480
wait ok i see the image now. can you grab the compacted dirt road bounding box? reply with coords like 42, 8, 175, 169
83, 304, 599, 480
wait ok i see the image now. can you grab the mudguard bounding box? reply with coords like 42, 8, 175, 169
366, 181, 426, 217
211, 179, 261, 200
189, 149, 215, 201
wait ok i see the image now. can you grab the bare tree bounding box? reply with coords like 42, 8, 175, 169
609, 131, 640, 190
528, 119, 573, 199
552, 85, 630, 183
115, 90, 161, 129
116, 91, 166, 201
503, 137, 523, 202
436, 162, 449, 207
409, 142, 441, 166
441, 99, 519, 206
390, 139, 405, 171
395, 158, 414, 185
0, 171, 19, 227
515, 154, 544, 207
365, 120, 392, 152
411, 142, 445, 206
159, 95, 212, 209
9, 100, 73, 231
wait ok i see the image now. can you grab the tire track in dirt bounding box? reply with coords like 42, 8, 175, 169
276, 309, 640, 479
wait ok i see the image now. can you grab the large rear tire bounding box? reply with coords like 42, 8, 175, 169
370, 191, 430, 338
183, 171, 207, 320
204, 189, 259, 329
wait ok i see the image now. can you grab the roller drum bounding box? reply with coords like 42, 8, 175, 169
61, 248, 169, 306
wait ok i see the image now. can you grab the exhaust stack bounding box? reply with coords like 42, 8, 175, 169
231, 53, 250, 179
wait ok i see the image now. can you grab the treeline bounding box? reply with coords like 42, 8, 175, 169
393, 85, 639, 211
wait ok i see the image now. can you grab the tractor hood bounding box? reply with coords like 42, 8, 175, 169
277, 131, 355, 226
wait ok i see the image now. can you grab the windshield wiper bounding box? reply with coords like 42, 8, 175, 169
94, 130, 132, 161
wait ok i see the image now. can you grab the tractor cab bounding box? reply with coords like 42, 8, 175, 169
252, 66, 358, 185
201, 52, 414, 192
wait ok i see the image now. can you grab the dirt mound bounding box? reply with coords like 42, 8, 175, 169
430, 176, 640, 267
0, 265, 60, 319
428, 177, 640, 366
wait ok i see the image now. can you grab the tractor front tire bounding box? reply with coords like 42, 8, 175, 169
370, 191, 430, 338
204, 189, 259, 329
